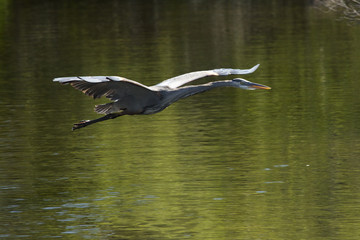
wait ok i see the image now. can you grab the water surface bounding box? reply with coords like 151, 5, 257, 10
0, 1, 360, 239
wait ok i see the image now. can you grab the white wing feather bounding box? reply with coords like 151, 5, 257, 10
53, 76, 159, 102
155, 64, 260, 89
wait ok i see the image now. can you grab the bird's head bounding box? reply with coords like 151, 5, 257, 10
233, 78, 271, 90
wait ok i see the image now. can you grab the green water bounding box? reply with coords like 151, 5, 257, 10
0, 1, 360, 239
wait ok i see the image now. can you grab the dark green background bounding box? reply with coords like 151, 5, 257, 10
0, 1, 359, 239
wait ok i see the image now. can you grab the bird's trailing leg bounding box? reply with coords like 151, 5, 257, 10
72, 113, 122, 131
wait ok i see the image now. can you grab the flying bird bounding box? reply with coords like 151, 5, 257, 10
53, 64, 270, 130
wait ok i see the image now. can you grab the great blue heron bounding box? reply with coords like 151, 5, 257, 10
53, 64, 270, 130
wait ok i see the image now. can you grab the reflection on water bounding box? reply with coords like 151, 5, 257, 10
1, 0, 360, 239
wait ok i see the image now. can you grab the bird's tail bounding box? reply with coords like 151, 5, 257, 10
94, 102, 121, 115
95, 103, 112, 114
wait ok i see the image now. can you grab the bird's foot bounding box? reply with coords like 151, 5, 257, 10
72, 120, 90, 131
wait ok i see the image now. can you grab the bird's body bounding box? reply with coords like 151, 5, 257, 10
53, 64, 271, 130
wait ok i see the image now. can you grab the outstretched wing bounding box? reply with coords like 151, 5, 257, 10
53, 76, 160, 110
155, 64, 260, 89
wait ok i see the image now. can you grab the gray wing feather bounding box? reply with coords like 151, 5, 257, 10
155, 64, 259, 89
53, 76, 160, 110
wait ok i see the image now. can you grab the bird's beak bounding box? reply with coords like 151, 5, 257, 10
249, 82, 271, 90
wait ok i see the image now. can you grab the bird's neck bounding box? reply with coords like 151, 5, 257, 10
162, 80, 238, 106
